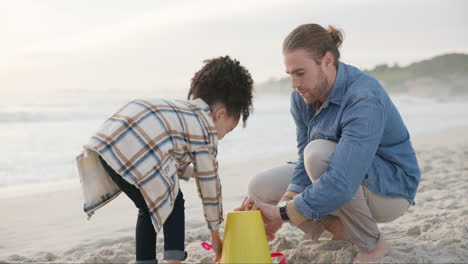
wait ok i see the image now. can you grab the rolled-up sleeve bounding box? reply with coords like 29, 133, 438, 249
294, 95, 386, 220
178, 164, 194, 181
192, 146, 223, 230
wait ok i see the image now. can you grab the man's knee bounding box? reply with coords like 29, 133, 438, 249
247, 165, 293, 204
247, 174, 263, 199
247, 170, 276, 203
303, 139, 337, 181
364, 187, 411, 223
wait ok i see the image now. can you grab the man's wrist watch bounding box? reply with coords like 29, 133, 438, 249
277, 200, 290, 221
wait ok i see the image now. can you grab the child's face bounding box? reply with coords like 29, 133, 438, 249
210, 105, 240, 140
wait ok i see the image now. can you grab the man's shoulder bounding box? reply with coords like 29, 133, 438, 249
344, 64, 381, 90
342, 63, 387, 102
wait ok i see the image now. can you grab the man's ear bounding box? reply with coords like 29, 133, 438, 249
323, 51, 334, 69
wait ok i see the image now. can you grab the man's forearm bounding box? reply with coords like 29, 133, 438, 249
280, 191, 299, 203
277, 193, 308, 226
285, 200, 308, 226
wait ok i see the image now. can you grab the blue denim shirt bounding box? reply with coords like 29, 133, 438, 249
289, 62, 420, 220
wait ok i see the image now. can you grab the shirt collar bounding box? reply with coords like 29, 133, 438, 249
191, 98, 211, 112
189, 98, 219, 146
326, 61, 347, 105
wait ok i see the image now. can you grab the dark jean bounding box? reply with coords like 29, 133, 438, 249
99, 156, 187, 262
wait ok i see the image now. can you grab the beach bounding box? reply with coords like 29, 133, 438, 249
1, 126, 467, 263
2, 0, 467, 262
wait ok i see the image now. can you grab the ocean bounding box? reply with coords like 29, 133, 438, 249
1, 90, 467, 188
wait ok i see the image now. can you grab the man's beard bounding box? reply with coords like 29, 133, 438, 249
303, 72, 329, 105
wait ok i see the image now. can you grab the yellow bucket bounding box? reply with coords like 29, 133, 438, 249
220, 210, 272, 264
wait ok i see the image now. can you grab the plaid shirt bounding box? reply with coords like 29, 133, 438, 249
76, 98, 223, 231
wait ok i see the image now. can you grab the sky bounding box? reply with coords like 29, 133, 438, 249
1, 0, 467, 93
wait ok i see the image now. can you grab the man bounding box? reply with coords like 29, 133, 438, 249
239, 24, 420, 263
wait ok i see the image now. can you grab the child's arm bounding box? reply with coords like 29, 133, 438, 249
210, 228, 222, 263
192, 147, 223, 231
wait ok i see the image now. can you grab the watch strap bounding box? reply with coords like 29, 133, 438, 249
279, 205, 290, 221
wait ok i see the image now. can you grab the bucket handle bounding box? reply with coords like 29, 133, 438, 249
270, 252, 286, 264
201, 242, 213, 250
201, 242, 287, 264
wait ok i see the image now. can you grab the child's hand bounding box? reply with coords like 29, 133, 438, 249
210, 229, 223, 263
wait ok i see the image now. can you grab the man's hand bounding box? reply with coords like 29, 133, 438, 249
210, 229, 222, 263
279, 195, 293, 202
238, 197, 284, 241
234, 192, 293, 212
233, 196, 255, 211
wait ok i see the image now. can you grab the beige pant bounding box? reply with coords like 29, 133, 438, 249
248, 139, 410, 252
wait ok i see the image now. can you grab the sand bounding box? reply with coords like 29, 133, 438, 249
1, 127, 467, 263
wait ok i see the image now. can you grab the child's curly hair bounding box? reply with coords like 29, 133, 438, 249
187, 56, 254, 127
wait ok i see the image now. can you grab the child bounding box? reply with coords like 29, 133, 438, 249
76, 56, 254, 264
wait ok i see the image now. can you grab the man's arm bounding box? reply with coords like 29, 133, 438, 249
292, 94, 386, 220
283, 91, 313, 201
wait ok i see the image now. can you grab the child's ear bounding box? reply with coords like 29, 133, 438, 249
214, 108, 227, 121
213, 107, 227, 121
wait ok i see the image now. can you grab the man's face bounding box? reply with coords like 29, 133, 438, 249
284, 49, 329, 105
